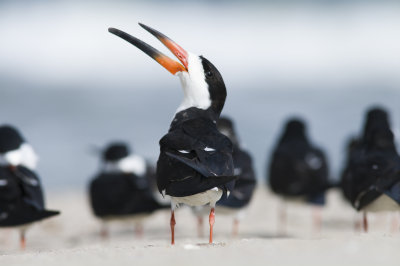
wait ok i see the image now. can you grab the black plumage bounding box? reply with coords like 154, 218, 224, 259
341, 107, 400, 211
155, 53, 236, 199
102, 143, 129, 162
0, 165, 59, 227
157, 108, 236, 198
108, 23, 235, 244
89, 143, 164, 219
89, 172, 163, 217
0, 125, 59, 235
268, 118, 330, 205
216, 117, 256, 209
0, 125, 24, 153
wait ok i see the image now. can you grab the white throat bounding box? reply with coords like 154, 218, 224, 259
103, 154, 146, 176
0, 143, 39, 170
175, 52, 211, 113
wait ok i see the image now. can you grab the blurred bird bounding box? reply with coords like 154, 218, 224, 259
0, 125, 60, 249
268, 118, 330, 234
341, 107, 400, 232
194, 116, 256, 237
109, 23, 236, 244
89, 142, 165, 238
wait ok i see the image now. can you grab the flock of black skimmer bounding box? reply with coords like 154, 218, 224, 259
0, 23, 399, 249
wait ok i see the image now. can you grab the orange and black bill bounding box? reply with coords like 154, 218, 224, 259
108, 25, 188, 75
139, 23, 189, 70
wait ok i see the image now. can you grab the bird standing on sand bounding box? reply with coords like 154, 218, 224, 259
89, 142, 165, 238
194, 116, 256, 237
268, 118, 330, 234
341, 107, 400, 232
108, 23, 236, 244
0, 125, 59, 249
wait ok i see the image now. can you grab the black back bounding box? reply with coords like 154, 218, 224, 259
268, 119, 330, 205
341, 122, 400, 210
157, 107, 236, 197
217, 147, 256, 208
0, 166, 59, 227
341, 137, 363, 202
89, 171, 163, 217
215, 116, 256, 208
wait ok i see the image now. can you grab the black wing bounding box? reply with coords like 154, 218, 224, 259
268, 141, 329, 197
218, 149, 257, 208
157, 117, 235, 197
89, 173, 163, 217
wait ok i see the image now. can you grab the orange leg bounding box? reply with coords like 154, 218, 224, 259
209, 208, 215, 244
312, 207, 322, 234
232, 218, 239, 237
20, 230, 26, 250
197, 217, 204, 238
170, 210, 176, 245
354, 220, 361, 232
390, 213, 399, 233
100, 224, 109, 240
278, 203, 287, 236
135, 223, 144, 238
363, 212, 368, 233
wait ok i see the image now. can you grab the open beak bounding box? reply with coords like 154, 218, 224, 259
108, 23, 188, 75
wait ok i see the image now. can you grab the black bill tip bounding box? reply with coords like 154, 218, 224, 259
108, 27, 159, 59
138, 23, 169, 41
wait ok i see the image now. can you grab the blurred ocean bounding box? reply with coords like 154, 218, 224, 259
0, 0, 399, 189
1, 86, 399, 189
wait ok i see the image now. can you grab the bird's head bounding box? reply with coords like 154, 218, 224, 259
109, 23, 227, 115
0, 125, 39, 170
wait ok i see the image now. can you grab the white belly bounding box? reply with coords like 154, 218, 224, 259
0, 224, 32, 232
363, 194, 400, 212
172, 187, 223, 208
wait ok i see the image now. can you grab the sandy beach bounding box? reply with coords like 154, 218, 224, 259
1, 188, 399, 266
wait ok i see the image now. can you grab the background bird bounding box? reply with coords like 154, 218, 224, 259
0, 125, 60, 249
194, 116, 256, 237
89, 141, 165, 238
341, 107, 400, 232
108, 23, 236, 244
267, 118, 330, 234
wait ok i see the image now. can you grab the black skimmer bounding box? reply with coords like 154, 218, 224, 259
108, 23, 236, 244
194, 116, 256, 237
268, 118, 330, 234
341, 107, 400, 232
0, 125, 60, 249
89, 142, 165, 238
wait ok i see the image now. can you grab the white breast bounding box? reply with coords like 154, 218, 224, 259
175, 52, 211, 113
0, 143, 39, 170
171, 187, 223, 208
362, 194, 400, 212
103, 154, 146, 176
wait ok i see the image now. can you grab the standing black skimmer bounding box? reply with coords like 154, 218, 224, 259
108, 23, 236, 244
341, 107, 400, 232
268, 118, 330, 234
194, 116, 256, 237
0, 125, 60, 249
89, 142, 165, 238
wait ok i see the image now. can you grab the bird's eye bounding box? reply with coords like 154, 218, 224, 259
205, 71, 213, 78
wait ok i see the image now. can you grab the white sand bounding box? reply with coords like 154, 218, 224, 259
1, 188, 399, 266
